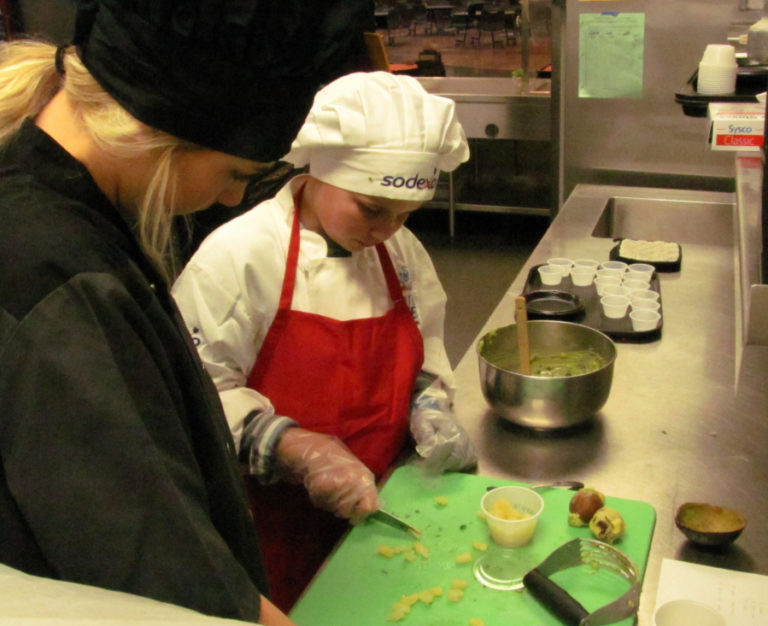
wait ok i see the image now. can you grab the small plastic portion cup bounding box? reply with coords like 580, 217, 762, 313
573, 258, 600, 270
701, 43, 737, 65
600, 295, 630, 318
481, 486, 544, 548
602, 285, 631, 297
654, 599, 726, 626
630, 309, 661, 331
570, 267, 596, 286
622, 277, 651, 292
631, 289, 660, 303
631, 299, 660, 312
595, 268, 623, 280
546, 257, 573, 277
538, 264, 563, 286
594, 276, 621, 296
632, 299, 660, 313
600, 260, 628, 274
627, 263, 655, 280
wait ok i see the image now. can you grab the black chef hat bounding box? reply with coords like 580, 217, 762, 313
72, 0, 372, 162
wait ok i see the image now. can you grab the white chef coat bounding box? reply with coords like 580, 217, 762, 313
172, 175, 455, 459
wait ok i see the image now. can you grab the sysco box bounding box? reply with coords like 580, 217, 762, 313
707, 102, 765, 151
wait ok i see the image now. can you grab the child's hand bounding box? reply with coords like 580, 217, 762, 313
276, 428, 378, 522
410, 408, 477, 474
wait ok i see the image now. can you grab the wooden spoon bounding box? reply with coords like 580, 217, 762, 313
515, 295, 531, 375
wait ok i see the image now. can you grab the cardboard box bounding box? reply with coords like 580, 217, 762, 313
707, 102, 765, 151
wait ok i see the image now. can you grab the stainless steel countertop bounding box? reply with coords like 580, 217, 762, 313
450, 184, 768, 624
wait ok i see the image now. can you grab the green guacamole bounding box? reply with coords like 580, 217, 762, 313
529, 349, 606, 377
480, 331, 606, 376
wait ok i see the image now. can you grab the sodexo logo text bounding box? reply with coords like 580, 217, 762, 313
380, 171, 438, 190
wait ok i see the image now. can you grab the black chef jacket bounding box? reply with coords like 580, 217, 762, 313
0, 120, 267, 622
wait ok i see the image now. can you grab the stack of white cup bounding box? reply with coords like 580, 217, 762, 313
697, 44, 737, 95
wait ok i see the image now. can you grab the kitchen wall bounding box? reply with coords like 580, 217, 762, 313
557, 0, 758, 205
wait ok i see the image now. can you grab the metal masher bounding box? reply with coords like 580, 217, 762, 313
522, 538, 641, 626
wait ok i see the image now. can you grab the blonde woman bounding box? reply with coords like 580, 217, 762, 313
0, 1, 370, 624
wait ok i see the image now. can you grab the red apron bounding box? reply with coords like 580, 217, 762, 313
245, 198, 424, 611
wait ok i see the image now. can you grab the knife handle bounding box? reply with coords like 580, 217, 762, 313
523, 568, 589, 625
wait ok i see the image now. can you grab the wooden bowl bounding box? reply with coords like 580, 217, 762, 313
675, 502, 746, 547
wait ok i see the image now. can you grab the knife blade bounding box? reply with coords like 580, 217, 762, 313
369, 509, 422, 538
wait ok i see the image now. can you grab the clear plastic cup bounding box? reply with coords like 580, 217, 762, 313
573, 258, 600, 270
701, 43, 736, 65
481, 486, 544, 548
603, 285, 631, 297
622, 277, 651, 292
630, 309, 661, 331
627, 263, 655, 280
654, 599, 726, 626
631, 299, 660, 312
546, 257, 573, 277
600, 295, 630, 318
599, 260, 628, 274
698, 44, 737, 96
631, 289, 660, 303
595, 268, 623, 280
570, 267, 596, 286
538, 264, 563, 286
594, 276, 621, 296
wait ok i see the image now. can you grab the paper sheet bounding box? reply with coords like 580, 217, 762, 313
578, 12, 645, 98
656, 559, 768, 625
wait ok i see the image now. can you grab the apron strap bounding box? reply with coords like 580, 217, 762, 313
277, 189, 305, 311
375, 243, 406, 306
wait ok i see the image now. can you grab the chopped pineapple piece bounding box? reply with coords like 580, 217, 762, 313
400, 593, 419, 607
489, 498, 528, 521
391, 601, 411, 615
434, 495, 449, 506
472, 541, 488, 551
476, 510, 486, 520
403, 550, 416, 562
455, 552, 473, 564
447, 588, 465, 602
387, 606, 406, 622
469, 619, 486, 626
418, 589, 435, 605
378, 545, 395, 558
430, 585, 444, 597
450, 579, 469, 590
412, 542, 430, 559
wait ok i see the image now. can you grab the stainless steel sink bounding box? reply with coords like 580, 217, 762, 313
591, 196, 734, 246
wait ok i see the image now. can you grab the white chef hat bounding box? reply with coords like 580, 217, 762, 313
283, 71, 470, 201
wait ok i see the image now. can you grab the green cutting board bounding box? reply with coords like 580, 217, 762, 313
291, 466, 655, 626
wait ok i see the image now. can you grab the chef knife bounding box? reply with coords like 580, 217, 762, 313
369, 509, 422, 538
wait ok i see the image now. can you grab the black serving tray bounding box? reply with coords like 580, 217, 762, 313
609, 238, 682, 273
523, 265, 662, 342
675, 64, 768, 118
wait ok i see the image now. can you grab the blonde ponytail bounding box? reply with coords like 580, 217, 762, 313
0, 40, 62, 145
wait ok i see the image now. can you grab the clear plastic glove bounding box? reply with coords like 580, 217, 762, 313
410, 407, 477, 474
275, 427, 378, 522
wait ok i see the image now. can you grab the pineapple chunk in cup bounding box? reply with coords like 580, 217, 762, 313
481, 486, 544, 548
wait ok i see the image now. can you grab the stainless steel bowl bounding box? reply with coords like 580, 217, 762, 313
477, 320, 617, 429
